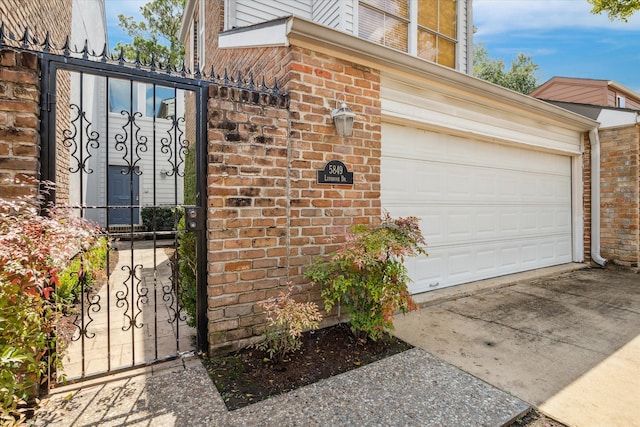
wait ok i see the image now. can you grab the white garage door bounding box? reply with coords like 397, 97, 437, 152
382, 124, 573, 294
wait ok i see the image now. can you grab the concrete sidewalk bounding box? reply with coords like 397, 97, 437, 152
394, 264, 640, 427
35, 264, 638, 426
35, 349, 528, 426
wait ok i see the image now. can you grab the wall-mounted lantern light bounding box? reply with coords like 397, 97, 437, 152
330, 102, 356, 137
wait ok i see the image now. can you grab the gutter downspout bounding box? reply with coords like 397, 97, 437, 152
589, 128, 608, 266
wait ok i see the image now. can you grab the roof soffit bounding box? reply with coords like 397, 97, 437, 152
217, 16, 597, 131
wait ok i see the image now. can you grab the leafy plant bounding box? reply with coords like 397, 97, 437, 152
177, 216, 197, 327
141, 207, 183, 232
0, 192, 100, 424
56, 236, 109, 305
114, 0, 186, 67
304, 214, 426, 341
176, 137, 197, 327
255, 284, 322, 363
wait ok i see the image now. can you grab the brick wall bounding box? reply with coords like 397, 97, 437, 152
0, 49, 40, 197
0, 0, 71, 43
0, 0, 73, 202
205, 44, 383, 354
599, 125, 640, 267
206, 90, 290, 352
198, 0, 290, 88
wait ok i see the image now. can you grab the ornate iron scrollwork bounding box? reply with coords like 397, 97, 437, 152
70, 273, 101, 341
116, 263, 145, 331
62, 104, 100, 174
114, 110, 148, 176
160, 116, 189, 178
163, 256, 186, 324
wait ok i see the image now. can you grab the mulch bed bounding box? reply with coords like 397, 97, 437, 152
202, 323, 413, 410
507, 408, 568, 427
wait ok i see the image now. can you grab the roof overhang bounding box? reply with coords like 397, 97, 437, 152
178, 0, 197, 43
218, 15, 597, 133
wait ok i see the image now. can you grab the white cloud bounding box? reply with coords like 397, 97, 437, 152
474, 0, 640, 37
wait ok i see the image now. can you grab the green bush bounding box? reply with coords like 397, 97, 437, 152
304, 214, 427, 341
56, 236, 108, 305
141, 207, 183, 232
0, 194, 100, 424
0, 279, 52, 426
177, 216, 197, 327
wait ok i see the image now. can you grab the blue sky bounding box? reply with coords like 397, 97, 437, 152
105, 0, 640, 92
104, 0, 145, 47
474, 0, 640, 92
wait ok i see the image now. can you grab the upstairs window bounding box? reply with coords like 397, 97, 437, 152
359, 0, 409, 52
417, 0, 456, 68
358, 0, 457, 68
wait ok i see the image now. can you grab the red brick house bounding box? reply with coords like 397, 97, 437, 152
178, 1, 607, 353
533, 77, 640, 268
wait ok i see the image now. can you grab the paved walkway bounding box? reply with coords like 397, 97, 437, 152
36, 264, 639, 426
395, 264, 640, 427
35, 349, 527, 427
60, 240, 195, 380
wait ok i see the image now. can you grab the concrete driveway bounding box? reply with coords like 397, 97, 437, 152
394, 265, 640, 427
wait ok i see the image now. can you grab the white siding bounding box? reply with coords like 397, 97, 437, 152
234, 0, 313, 27
458, 0, 470, 74
68, 75, 187, 227
71, 0, 107, 50
312, 0, 341, 30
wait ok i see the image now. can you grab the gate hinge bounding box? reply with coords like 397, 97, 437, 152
44, 92, 57, 111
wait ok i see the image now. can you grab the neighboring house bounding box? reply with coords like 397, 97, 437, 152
531, 76, 640, 110
66, 0, 186, 228
533, 77, 640, 268
180, 0, 599, 307
1, 0, 185, 227
532, 76, 640, 128
69, 73, 187, 228
541, 100, 639, 129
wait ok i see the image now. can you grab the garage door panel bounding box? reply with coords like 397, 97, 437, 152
396, 205, 569, 246
382, 124, 573, 293
477, 248, 499, 272
476, 210, 497, 236
408, 256, 443, 290
521, 244, 539, 265
408, 234, 572, 293
448, 212, 472, 238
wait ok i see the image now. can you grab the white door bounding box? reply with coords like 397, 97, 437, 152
382, 124, 573, 294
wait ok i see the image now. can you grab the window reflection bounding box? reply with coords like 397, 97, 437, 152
108, 78, 138, 114
108, 79, 175, 119
359, 0, 457, 68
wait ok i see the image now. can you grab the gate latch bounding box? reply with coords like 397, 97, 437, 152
184, 206, 203, 232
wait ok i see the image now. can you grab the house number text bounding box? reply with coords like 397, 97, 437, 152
316, 160, 354, 185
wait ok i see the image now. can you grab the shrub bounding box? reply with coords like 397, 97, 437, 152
56, 236, 109, 305
255, 284, 322, 363
0, 192, 100, 424
304, 214, 426, 341
176, 216, 197, 327
141, 207, 183, 232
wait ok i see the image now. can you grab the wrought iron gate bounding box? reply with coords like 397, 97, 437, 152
38, 48, 209, 383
